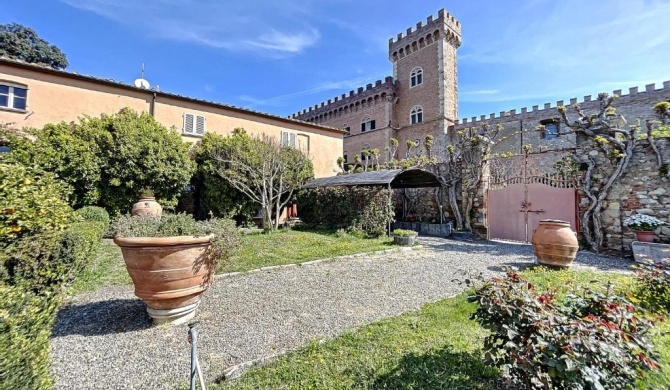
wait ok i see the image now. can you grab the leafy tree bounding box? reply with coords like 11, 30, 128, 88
209, 129, 313, 230
192, 133, 257, 223
2, 109, 196, 214
0, 23, 68, 69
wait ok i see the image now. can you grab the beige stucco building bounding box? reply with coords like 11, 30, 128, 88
0, 58, 343, 178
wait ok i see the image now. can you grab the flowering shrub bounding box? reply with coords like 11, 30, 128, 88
469, 272, 659, 389
623, 214, 663, 231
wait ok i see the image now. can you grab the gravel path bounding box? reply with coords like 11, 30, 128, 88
50, 238, 633, 390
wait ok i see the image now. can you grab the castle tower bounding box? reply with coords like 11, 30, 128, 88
388, 9, 461, 157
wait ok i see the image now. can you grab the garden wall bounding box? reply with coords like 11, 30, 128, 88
585, 138, 670, 254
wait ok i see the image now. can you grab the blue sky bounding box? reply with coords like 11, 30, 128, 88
2, 0, 669, 120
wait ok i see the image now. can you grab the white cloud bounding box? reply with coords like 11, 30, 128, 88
59, 0, 321, 55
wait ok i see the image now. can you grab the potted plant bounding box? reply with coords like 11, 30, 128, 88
623, 214, 663, 243
111, 213, 239, 325
392, 228, 418, 246
131, 187, 163, 218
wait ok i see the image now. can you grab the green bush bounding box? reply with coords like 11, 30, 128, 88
469, 271, 659, 389
0, 163, 75, 243
2, 108, 196, 214
298, 187, 393, 237
191, 133, 257, 222
1, 221, 105, 293
392, 229, 417, 237
76, 206, 110, 227
634, 263, 670, 315
0, 284, 61, 390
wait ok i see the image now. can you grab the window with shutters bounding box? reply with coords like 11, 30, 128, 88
343, 124, 351, 137
410, 67, 423, 88
410, 105, 423, 125
182, 113, 206, 136
280, 131, 297, 148
0, 82, 27, 111
360, 116, 376, 132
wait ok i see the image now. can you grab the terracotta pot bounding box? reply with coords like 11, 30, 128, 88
131, 197, 163, 218
114, 235, 215, 325
531, 220, 578, 268
635, 230, 655, 243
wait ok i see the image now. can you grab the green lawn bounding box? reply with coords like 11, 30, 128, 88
71, 229, 397, 294
212, 268, 670, 390
225, 229, 396, 273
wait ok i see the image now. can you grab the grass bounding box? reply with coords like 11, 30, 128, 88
222, 229, 395, 273
69, 239, 131, 295
211, 267, 670, 390
72, 229, 397, 294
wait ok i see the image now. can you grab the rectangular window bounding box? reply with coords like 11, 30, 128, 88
361, 119, 376, 132
540, 120, 559, 140
297, 134, 310, 152
343, 154, 348, 163
0, 84, 28, 110
183, 113, 206, 136
343, 126, 350, 136
280, 131, 297, 148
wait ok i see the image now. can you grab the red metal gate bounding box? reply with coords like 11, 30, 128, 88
487, 153, 578, 243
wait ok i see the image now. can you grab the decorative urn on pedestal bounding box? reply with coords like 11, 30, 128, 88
131, 188, 163, 218
531, 220, 579, 268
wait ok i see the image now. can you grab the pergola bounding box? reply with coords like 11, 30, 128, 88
303, 169, 447, 232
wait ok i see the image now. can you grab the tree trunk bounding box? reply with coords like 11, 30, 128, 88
448, 185, 463, 230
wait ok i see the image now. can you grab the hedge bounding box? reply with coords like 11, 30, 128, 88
297, 187, 394, 237
0, 221, 105, 389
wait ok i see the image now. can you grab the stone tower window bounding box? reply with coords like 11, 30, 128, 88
539, 119, 560, 140
342, 124, 351, 137
410, 105, 424, 125
361, 115, 376, 132
410, 67, 423, 88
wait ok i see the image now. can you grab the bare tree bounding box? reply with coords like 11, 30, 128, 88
210, 129, 313, 230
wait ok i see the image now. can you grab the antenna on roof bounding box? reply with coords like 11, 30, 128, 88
134, 63, 150, 89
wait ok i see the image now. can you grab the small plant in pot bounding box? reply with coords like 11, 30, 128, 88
111, 213, 239, 325
392, 228, 418, 246
624, 214, 662, 243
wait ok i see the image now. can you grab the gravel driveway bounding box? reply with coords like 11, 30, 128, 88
50, 238, 632, 390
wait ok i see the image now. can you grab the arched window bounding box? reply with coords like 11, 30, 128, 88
410, 67, 423, 88
361, 143, 372, 161
360, 115, 376, 132
342, 124, 351, 137
410, 105, 423, 125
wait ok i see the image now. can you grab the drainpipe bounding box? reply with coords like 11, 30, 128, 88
519, 119, 524, 154
150, 92, 156, 117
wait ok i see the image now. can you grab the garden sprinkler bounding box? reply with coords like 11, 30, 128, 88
188, 321, 206, 390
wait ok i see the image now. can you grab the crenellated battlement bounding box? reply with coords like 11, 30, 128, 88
455, 81, 670, 127
290, 76, 396, 120
388, 8, 461, 62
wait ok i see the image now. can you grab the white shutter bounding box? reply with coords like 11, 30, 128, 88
183, 113, 194, 134
289, 133, 296, 148
281, 131, 289, 146
195, 115, 206, 135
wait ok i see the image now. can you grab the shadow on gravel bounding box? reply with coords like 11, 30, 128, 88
425, 239, 536, 258
51, 299, 152, 337
370, 346, 500, 389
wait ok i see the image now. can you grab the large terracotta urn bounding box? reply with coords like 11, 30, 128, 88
114, 235, 215, 325
531, 220, 579, 268
131, 197, 163, 218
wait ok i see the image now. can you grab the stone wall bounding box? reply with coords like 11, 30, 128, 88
595, 138, 670, 254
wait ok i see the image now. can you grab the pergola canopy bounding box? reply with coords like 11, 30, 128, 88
303, 169, 444, 189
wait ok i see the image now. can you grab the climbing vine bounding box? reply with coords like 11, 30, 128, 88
556, 93, 637, 252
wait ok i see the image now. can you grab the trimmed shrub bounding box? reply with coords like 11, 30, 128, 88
297, 187, 393, 237
1, 221, 105, 293
392, 229, 418, 237
76, 206, 110, 228
0, 162, 75, 242
0, 284, 60, 390
469, 272, 659, 389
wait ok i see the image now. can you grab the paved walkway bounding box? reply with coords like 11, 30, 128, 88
50, 238, 632, 389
